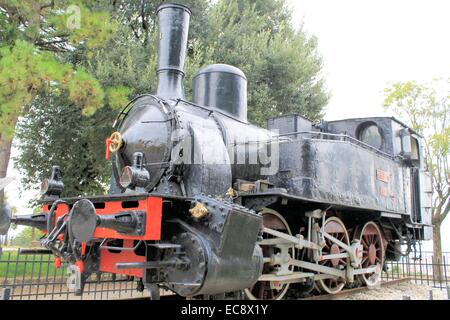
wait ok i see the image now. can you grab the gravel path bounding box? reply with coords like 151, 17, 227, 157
343, 281, 449, 300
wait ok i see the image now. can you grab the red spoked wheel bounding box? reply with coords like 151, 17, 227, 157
354, 221, 384, 286
244, 208, 294, 300
317, 216, 349, 294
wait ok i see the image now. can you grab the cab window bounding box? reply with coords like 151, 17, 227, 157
358, 122, 383, 149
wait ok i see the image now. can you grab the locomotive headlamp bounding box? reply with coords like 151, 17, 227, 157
119, 152, 150, 190
119, 166, 134, 189
40, 166, 64, 199
109, 132, 123, 153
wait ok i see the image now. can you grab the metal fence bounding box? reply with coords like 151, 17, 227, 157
2, 247, 450, 300
0, 248, 149, 300
382, 251, 450, 290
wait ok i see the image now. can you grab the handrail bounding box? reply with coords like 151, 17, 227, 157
278, 131, 396, 159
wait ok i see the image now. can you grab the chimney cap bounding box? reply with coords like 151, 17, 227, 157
194, 64, 247, 80
157, 3, 192, 15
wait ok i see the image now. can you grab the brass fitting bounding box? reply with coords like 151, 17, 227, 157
109, 132, 123, 153
189, 202, 208, 219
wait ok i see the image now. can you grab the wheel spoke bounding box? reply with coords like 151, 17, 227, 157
246, 209, 293, 300
258, 282, 265, 300
362, 238, 369, 248
318, 216, 349, 295
358, 222, 384, 287
268, 288, 274, 299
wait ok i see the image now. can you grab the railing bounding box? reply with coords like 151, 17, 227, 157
0, 248, 149, 300
383, 251, 450, 290
2, 247, 449, 300
278, 131, 397, 160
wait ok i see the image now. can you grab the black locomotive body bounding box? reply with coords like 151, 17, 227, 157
0, 3, 433, 299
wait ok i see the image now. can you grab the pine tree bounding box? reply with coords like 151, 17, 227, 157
0, 1, 117, 204
11, 0, 329, 199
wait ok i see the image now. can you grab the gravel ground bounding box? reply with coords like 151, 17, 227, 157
343, 281, 449, 300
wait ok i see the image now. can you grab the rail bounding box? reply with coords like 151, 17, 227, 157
278, 130, 397, 160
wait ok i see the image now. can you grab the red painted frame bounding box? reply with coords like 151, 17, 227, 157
42, 196, 163, 240
99, 239, 146, 277
42, 196, 163, 277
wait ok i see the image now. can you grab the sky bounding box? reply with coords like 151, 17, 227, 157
288, 0, 450, 251
289, 0, 450, 120
4, 0, 450, 251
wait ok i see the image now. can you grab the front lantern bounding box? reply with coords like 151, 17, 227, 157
41, 166, 64, 199
119, 152, 150, 191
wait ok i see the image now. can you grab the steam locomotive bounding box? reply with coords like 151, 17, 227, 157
0, 3, 433, 300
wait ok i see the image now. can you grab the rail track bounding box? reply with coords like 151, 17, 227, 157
119, 278, 412, 300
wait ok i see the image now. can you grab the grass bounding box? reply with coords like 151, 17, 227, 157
0, 249, 66, 280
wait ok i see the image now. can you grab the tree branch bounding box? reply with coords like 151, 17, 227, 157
40, 1, 54, 11
440, 197, 450, 223
34, 39, 68, 46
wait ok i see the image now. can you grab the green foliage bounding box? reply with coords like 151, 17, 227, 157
383, 79, 449, 223
8, 226, 43, 247
67, 68, 105, 116
15, 94, 113, 197
0, 1, 118, 138
383, 81, 426, 133
0, 39, 104, 135
11, 0, 329, 198
0, 249, 64, 279
48, 1, 118, 52
0, 0, 117, 50
203, 0, 329, 125
106, 86, 133, 110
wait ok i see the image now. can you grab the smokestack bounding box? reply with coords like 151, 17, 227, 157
156, 3, 191, 100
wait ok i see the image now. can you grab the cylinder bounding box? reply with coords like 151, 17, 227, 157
193, 64, 248, 122
156, 3, 191, 100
